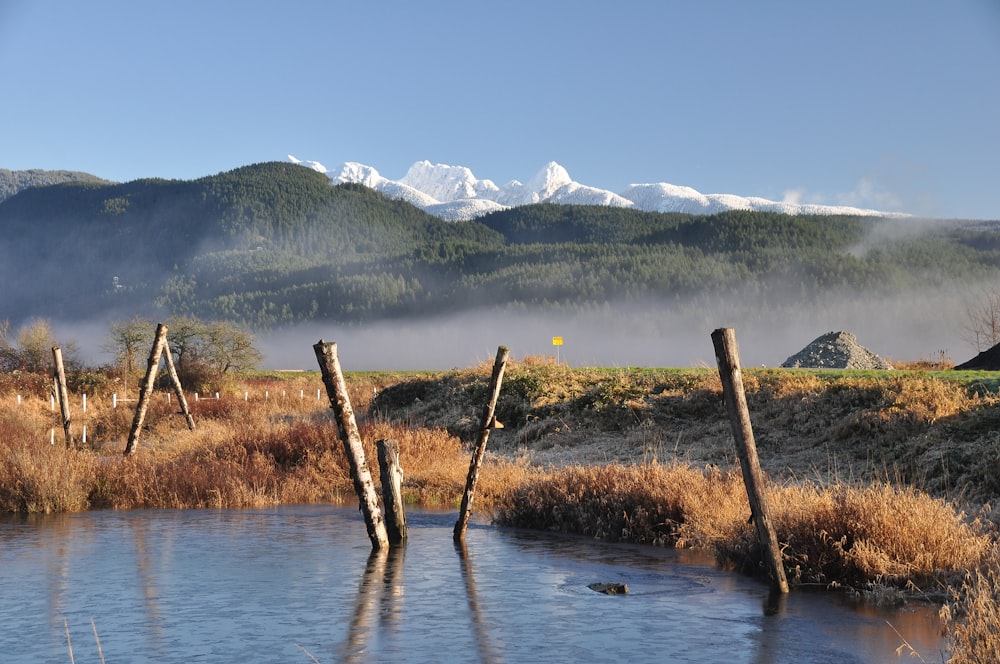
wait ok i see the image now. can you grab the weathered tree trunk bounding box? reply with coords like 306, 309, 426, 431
162, 344, 195, 430
124, 323, 168, 456
51, 346, 73, 447
454, 345, 509, 542
377, 438, 407, 545
711, 328, 789, 594
313, 340, 389, 551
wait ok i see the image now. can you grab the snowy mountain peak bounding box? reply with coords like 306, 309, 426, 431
287, 154, 328, 174
289, 156, 901, 221
400, 160, 499, 202
328, 161, 383, 188
527, 161, 573, 199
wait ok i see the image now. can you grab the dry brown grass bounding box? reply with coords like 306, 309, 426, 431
0, 407, 96, 513
947, 541, 1000, 663
495, 463, 744, 546
0, 372, 525, 514
496, 462, 988, 600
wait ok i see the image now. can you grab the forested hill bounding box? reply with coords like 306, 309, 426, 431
0, 161, 998, 330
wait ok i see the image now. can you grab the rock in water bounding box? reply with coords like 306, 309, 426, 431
781, 331, 892, 370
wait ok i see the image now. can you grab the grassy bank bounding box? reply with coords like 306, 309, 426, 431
3, 362, 1000, 659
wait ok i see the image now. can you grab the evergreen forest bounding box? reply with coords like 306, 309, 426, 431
1, 161, 997, 330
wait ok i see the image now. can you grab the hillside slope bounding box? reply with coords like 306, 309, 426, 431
1, 162, 998, 335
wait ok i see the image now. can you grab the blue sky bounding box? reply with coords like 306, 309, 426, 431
2, 0, 999, 219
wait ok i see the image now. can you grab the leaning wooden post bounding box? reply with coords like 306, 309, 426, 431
377, 439, 407, 545
124, 323, 168, 456
313, 340, 389, 551
711, 328, 788, 594
51, 346, 73, 447
162, 344, 195, 430
454, 345, 509, 542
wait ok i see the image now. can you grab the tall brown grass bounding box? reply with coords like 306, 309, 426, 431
0, 408, 95, 513
0, 376, 522, 513
947, 542, 1000, 663
495, 462, 988, 599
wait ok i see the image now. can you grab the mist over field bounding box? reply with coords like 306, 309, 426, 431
245, 287, 970, 372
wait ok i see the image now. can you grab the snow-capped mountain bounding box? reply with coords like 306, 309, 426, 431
288, 155, 896, 221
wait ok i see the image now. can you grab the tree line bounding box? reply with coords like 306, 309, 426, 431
1, 162, 998, 330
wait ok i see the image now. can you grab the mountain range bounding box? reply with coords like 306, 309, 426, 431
289, 155, 899, 221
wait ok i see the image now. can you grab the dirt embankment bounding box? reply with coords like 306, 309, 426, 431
370, 362, 1000, 506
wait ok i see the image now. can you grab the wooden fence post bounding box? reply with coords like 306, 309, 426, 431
711, 328, 788, 594
454, 345, 509, 542
124, 323, 168, 456
377, 439, 407, 545
313, 340, 389, 551
162, 344, 195, 430
51, 346, 73, 447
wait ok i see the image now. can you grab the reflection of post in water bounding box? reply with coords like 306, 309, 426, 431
132, 518, 165, 645
341, 547, 406, 662
455, 540, 502, 664
380, 545, 405, 631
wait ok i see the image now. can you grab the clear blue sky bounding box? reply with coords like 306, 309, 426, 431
2, 0, 999, 219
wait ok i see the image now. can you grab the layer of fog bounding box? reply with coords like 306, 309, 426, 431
250, 288, 971, 371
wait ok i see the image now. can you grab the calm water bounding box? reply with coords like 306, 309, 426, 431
0, 506, 947, 663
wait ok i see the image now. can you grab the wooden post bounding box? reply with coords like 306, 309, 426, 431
711, 328, 789, 594
454, 345, 509, 542
377, 439, 407, 545
162, 344, 195, 430
313, 340, 389, 551
124, 323, 168, 456
51, 346, 73, 447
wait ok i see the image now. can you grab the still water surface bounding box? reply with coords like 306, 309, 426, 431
0, 506, 947, 663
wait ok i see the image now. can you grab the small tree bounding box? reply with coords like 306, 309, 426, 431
106, 316, 154, 388
163, 316, 262, 390
963, 288, 1000, 353
203, 320, 263, 374
17, 319, 58, 373
0, 319, 79, 374
165, 316, 205, 380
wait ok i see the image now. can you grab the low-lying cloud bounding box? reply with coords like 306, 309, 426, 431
250, 287, 973, 372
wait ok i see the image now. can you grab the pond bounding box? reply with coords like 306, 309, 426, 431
0, 506, 947, 663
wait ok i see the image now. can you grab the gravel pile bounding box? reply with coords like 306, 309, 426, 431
781, 331, 893, 370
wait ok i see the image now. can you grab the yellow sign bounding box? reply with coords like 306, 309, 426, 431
552, 336, 563, 346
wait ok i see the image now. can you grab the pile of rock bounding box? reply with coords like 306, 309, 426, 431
781, 331, 893, 370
